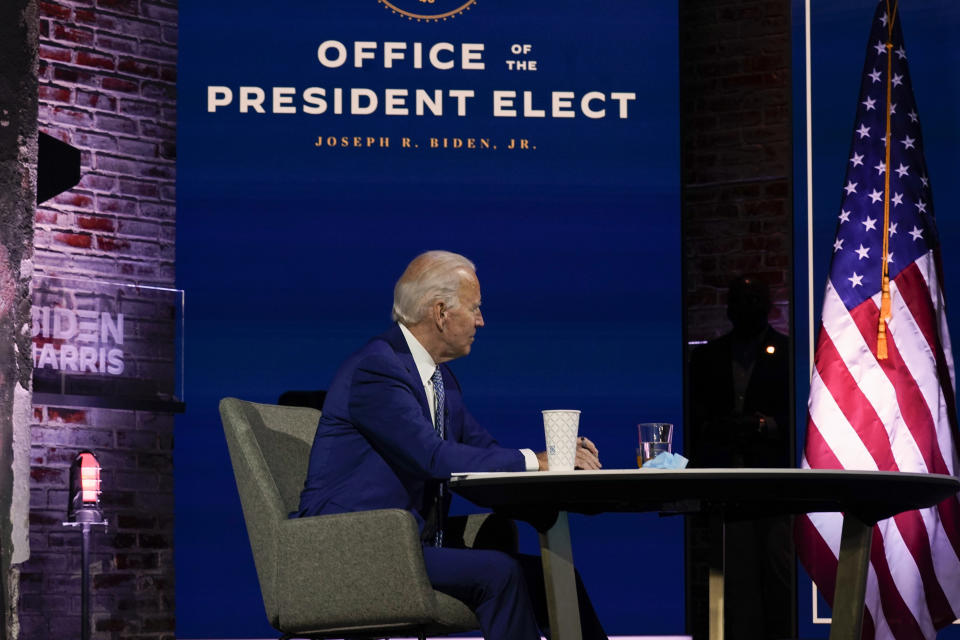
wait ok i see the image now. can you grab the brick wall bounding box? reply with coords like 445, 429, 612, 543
34, 0, 176, 283
680, 0, 793, 340
20, 1, 177, 638
679, 1, 794, 638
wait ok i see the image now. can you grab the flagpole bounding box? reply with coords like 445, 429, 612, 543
805, 0, 815, 377
804, 0, 825, 623
877, 0, 898, 359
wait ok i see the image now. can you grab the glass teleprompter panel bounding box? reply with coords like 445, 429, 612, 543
31, 275, 184, 412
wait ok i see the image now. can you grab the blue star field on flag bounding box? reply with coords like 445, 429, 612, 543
828, 3, 939, 311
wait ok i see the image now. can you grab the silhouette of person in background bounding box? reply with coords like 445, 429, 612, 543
690, 275, 790, 469
688, 275, 794, 639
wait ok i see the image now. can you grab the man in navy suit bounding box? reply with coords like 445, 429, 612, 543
296, 250, 607, 640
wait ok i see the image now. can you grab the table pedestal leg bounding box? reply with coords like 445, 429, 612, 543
829, 513, 873, 640
708, 514, 724, 640
539, 511, 582, 640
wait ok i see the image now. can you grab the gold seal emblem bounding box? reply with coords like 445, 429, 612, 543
377, 0, 476, 22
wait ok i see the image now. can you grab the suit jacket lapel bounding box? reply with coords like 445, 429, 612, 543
384, 324, 433, 422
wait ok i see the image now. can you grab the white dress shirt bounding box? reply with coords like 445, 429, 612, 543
398, 323, 538, 471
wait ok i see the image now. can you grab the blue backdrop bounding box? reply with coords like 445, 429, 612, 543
176, 1, 682, 636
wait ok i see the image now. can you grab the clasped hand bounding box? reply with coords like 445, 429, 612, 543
535, 436, 602, 471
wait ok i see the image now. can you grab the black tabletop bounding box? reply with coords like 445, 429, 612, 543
450, 468, 960, 526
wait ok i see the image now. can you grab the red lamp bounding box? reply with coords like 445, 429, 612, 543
68, 451, 104, 524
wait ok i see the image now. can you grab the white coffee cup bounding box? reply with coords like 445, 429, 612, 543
541, 410, 581, 471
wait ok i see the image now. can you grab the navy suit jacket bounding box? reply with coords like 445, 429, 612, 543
295, 324, 525, 529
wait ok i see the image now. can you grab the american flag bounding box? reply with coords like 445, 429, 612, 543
796, 2, 960, 639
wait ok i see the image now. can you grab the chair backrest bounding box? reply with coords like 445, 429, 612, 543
277, 389, 327, 411
219, 397, 321, 625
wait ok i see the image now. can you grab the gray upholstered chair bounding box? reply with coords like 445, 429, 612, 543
220, 397, 513, 639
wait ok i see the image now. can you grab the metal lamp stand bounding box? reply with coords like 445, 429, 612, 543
62, 517, 108, 640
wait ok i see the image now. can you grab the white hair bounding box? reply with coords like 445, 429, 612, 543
391, 251, 476, 324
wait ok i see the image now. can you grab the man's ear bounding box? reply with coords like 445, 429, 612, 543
432, 300, 447, 330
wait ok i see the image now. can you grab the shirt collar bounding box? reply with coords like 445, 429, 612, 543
398, 323, 437, 386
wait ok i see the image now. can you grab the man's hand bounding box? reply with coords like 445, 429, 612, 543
575, 436, 601, 470
536, 437, 602, 471
536, 450, 549, 470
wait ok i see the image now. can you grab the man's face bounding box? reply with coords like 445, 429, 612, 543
726, 279, 771, 336
439, 271, 484, 361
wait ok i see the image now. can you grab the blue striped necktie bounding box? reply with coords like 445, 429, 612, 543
431, 367, 445, 438
430, 366, 445, 546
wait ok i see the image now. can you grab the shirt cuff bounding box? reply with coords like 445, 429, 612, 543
519, 448, 539, 471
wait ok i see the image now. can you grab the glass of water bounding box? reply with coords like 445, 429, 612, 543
637, 422, 673, 467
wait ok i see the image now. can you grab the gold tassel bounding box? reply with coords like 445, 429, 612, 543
878, 276, 891, 360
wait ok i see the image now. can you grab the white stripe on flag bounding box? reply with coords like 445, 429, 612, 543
808, 368, 877, 469
877, 518, 936, 637
887, 277, 944, 447
821, 283, 903, 449
822, 282, 932, 473
915, 253, 957, 390
804, 511, 896, 639
906, 254, 958, 476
